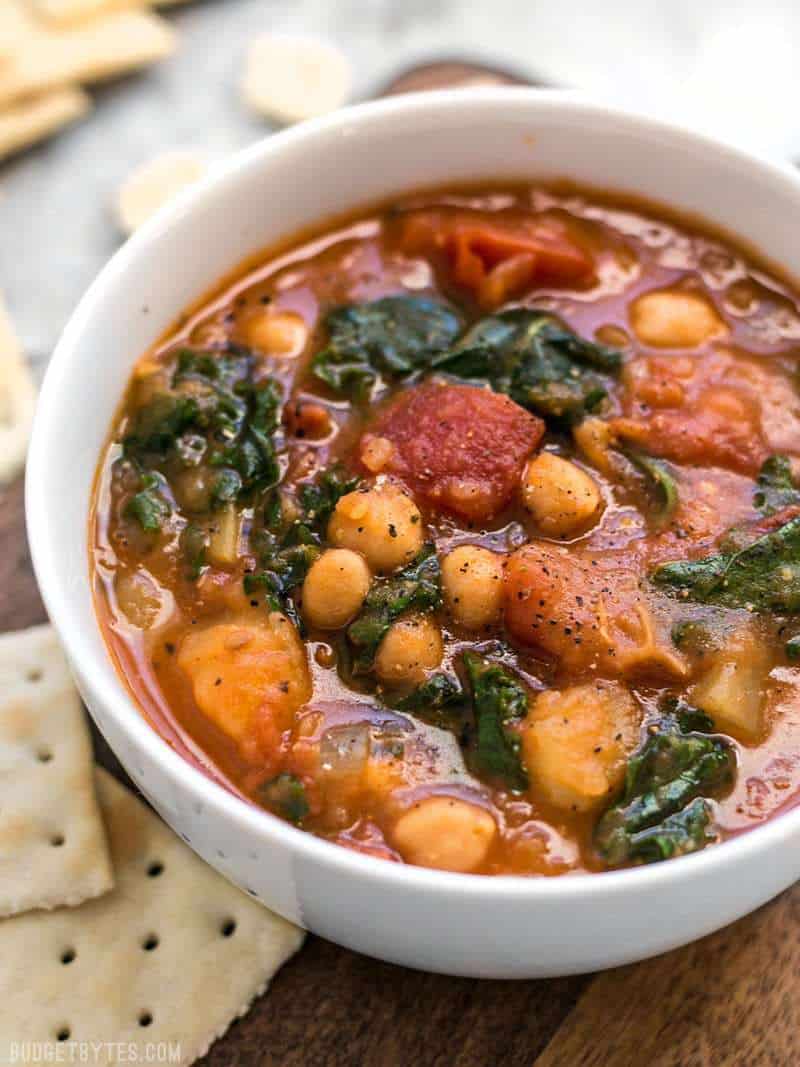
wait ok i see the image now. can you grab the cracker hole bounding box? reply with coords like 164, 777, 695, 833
56, 1027, 71, 1042
139, 1012, 153, 1028
50, 834, 65, 848
26, 668, 43, 683
60, 948, 76, 965
220, 918, 237, 938
147, 861, 164, 878
36, 747, 53, 763
142, 934, 159, 952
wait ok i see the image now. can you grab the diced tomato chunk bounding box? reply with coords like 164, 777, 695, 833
612, 350, 781, 476
359, 381, 544, 523
400, 209, 594, 308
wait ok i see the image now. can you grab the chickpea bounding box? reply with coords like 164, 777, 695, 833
630, 289, 726, 348
243, 309, 308, 358
302, 548, 371, 630
521, 452, 602, 537
391, 796, 497, 872
441, 545, 504, 630
328, 482, 423, 573
374, 615, 443, 685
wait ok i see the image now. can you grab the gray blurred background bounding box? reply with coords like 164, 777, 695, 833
2, 0, 798, 371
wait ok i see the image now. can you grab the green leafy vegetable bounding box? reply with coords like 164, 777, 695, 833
245, 466, 361, 624
257, 774, 309, 824
208, 378, 283, 495
244, 544, 320, 629
124, 471, 171, 532
785, 635, 800, 661
619, 446, 679, 525
209, 467, 243, 507
391, 653, 530, 792
297, 466, 362, 532
753, 455, 800, 515
312, 296, 463, 402
670, 618, 717, 656
594, 701, 733, 867
394, 672, 466, 729
432, 308, 622, 423
124, 345, 284, 499
347, 546, 441, 674
180, 522, 209, 580
652, 513, 800, 613
124, 393, 199, 456
461, 651, 528, 793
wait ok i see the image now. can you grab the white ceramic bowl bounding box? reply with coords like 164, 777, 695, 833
27, 90, 800, 978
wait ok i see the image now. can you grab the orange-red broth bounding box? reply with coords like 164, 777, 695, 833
92, 186, 800, 876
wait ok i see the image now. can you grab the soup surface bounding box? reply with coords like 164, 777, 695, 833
92, 185, 800, 875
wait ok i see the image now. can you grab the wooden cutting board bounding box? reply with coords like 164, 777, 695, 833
7, 63, 798, 1067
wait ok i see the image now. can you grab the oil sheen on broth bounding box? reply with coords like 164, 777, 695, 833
91, 186, 800, 876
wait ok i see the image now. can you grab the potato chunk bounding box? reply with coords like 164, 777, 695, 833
391, 796, 497, 872
177, 612, 311, 762
301, 548, 371, 630
630, 288, 726, 349
522, 682, 641, 812
690, 627, 772, 743
521, 452, 602, 537
441, 544, 505, 630
328, 482, 423, 574
374, 615, 443, 685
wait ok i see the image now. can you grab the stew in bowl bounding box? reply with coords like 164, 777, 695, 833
91, 183, 800, 877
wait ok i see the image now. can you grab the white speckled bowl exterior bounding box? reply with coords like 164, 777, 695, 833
27, 90, 800, 977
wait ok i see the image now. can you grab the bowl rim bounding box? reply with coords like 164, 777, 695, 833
26, 86, 800, 901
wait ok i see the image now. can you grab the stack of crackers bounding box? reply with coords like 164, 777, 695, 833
0, 625, 304, 1064
0, 0, 187, 163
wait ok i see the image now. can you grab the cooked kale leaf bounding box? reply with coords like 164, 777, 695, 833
394, 672, 466, 730
244, 545, 320, 629
312, 296, 463, 402
753, 454, 800, 515
124, 471, 171, 532
245, 466, 360, 625
432, 308, 622, 423
346, 545, 441, 674
652, 512, 800, 613
124, 393, 199, 456
619, 446, 679, 525
461, 651, 528, 793
124, 345, 284, 498
297, 467, 362, 533
594, 700, 733, 866
257, 773, 309, 824
180, 522, 209, 580
394, 653, 529, 792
